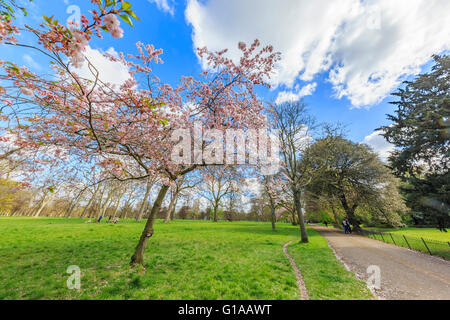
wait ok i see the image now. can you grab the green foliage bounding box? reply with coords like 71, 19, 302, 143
304, 136, 407, 228
381, 55, 450, 229
0, 178, 19, 213
0, 0, 32, 20
41, 0, 139, 35
305, 210, 334, 224
0, 218, 372, 300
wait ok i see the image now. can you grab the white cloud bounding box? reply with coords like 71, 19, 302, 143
275, 83, 316, 104
73, 46, 131, 88
149, 0, 175, 16
23, 54, 42, 71
363, 130, 395, 162
185, 0, 450, 107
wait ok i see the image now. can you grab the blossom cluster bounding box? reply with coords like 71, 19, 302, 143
103, 14, 124, 39
0, 17, 19, 44
68, 31, 90, 68
66, 14, 123, 68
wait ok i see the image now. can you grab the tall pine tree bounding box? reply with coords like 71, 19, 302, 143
381, 55, 449, 230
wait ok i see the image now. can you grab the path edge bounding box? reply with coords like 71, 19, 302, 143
311, 226, 382, 300
283, 240, 310, 300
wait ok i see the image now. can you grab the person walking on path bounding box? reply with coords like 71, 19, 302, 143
346, 220, 352, 234
342, 220, 349, 234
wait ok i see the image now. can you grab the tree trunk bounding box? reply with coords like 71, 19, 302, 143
111, 200, 120, 218
136, 178, 152, 221
329, 202, 340, 226
123, 201, 135, 219
164, 192, 178, 223
347, 210, 359, 230
270, 204, 276, 231
87, 202, 97, 219
170, 198, 178, 220
291, 209, 298, 225
65, 190, 84, 218
347, 208, 360, 231
82, 186, 101, 219
121, 203, 132, 219
121, 194, 135, 219
339, 194, 360, 231
130, 185, 169, 267
293, 189, 308, 243
111, 190, 126, 218
33, 192, 53, 218
213, 204, 219, 222
98, 193, 113, 220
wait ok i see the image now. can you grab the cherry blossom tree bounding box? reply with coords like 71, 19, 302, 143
127, 41, 280, 266
1, 0, 281, 266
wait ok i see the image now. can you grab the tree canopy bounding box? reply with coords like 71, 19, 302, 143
303, 135, 407, 229
381, 55, 449, 230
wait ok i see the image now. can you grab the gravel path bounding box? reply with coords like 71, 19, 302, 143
283, 241, 309, 300
312, 226, 450, 300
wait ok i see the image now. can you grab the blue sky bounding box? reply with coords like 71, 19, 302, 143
3, 0, 449, 160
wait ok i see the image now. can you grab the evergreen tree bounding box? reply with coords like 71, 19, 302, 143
381, 55, 449, 230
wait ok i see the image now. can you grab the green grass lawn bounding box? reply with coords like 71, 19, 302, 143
363, 226, 450, 260
365, 227, 450, 242
0, 217, 373, 300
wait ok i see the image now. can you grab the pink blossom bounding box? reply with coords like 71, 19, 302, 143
69, 31, 88, 53
0, 19, 6, 36
104, 14, 120, 31
160, 177, 171, 186
110, 27, 124, 39
67, 31, 89, 67
69, 51, 85, 68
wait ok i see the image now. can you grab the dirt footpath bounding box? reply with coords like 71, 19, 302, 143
312, 226, 450, 300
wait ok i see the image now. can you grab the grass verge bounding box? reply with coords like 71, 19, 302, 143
365, 227, 450, 242
287, 228, 373, 300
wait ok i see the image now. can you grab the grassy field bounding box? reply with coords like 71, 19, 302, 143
365, 227, 450, 242
0, 217, 373, 300
364, 227, 450, 259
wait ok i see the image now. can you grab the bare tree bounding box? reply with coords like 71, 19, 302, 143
135, 175, 158, 221
271, 101, 316, 242
200, 167, 237, 222
119, 186, 138, 219
164, 174, 200, 223
79, 183, 102, 219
